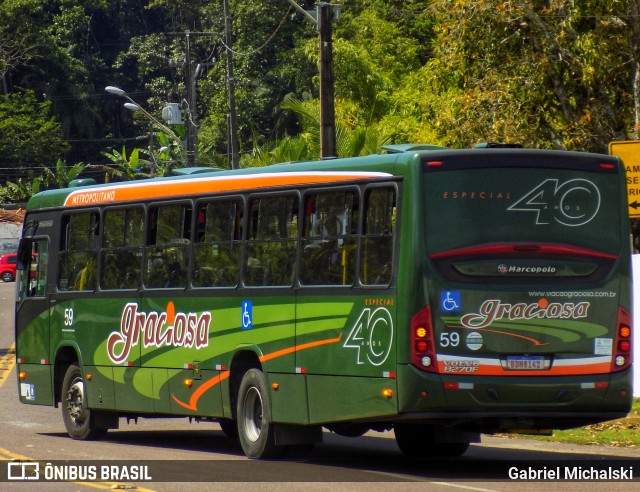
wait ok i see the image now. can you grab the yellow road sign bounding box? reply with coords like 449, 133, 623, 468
609, 139, 640, 218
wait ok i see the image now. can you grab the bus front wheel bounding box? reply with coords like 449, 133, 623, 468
394, 424, 469, 459
236, 368, 280, 459
61, 364, 107, 440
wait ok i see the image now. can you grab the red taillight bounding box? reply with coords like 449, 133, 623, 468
611, 307, 632, 372
411, 306, 438, 373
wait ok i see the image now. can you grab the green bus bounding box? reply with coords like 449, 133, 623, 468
15, 145, 633, 459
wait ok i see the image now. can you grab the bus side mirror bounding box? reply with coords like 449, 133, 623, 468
17, 238, 33, 271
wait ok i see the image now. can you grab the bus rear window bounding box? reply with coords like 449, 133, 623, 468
424, 164, 621, 283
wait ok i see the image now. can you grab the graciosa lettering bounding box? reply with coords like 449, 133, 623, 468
107, 302, 211, 363
460, 299, 590, 329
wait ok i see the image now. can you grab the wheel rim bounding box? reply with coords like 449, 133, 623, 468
66, 376, 86, 427
241, 385, 263, 443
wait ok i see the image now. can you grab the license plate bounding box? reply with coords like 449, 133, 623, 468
505, 356, 547, 370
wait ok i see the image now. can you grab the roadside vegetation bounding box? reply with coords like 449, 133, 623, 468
4, 2, 640, 201
505, 398, 640, 448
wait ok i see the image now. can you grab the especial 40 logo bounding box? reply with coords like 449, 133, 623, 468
508, 179, 601, 226
343, 307, 394, 366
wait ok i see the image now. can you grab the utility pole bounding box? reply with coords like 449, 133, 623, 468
223, 0, 240, 170
317, 2, 337, 159
185, 33, 197, 167
284, 1, 337, 159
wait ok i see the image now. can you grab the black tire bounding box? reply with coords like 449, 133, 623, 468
218, 418, 238, 438
394, 424, 469, 459
236, 368, 281, 459
2, 272, 14, 282
61, 364, 108, 440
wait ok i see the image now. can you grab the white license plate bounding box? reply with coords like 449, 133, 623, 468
505, 357, 546, 370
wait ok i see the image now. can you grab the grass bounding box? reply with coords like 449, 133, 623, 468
508, 398, 640, 448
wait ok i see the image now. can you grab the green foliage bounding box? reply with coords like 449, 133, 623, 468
0, 0, 45, 80
0, 89, 70, 180
388, 0, 639, 152
4, 0, 640, 193
43, 159, 88, 188
522, 398, 640, 448
1, 177, 43, 203
101, 146, 150, 180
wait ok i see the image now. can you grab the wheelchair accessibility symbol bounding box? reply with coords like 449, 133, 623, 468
440, 291, 461, 313
241, 301, 253, 330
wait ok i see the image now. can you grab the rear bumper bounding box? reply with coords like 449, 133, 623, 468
395, 364, 632, 431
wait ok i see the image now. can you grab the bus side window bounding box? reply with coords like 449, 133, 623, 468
193, 199, 242, 287
245, 195, 298, 287
58, 212, 99, 291
18, 239, 48, 300
101, 207, 143, 290
300, 190, 357, 286
360, 187, 395, 285
144, 203, 192, 289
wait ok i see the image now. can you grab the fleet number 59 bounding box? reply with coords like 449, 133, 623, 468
64, 308, 74, 326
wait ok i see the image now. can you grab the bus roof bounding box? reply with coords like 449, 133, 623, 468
26, 146, 622, 210
26, 152, 406, 210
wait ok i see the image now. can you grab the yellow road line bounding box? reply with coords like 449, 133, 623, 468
0, 343, 16, 390
0, 447, 157, 491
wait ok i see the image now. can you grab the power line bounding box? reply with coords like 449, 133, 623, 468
220, 6, 293, 57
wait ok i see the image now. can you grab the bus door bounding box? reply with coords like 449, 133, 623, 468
15, 233, 52, 405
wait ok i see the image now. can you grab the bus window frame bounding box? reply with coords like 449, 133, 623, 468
299, 184, 360, 288
143, 199, 193, 291
100, 204, 145, 291
56, 208, 100, 293
191, 194, 245, 290
243, 190, 301, 289
357, 181, 400, 289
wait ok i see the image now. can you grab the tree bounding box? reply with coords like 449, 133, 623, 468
0, 89, 69, 183
387, 1, 640, 152
0, 0, 44, 92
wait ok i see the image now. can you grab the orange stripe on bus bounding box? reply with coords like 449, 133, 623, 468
259, 334, 343, 363
64, 172, 391, 207
172, 370, 230, 412
171, 333, 343, 412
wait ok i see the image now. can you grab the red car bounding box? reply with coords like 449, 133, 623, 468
0, 253, 17, 282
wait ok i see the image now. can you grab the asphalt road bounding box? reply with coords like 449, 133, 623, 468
0, 281, 638, 492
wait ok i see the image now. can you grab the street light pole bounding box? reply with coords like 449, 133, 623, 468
105, 86, 184, 149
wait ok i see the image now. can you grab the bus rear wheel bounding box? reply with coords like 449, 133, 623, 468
61, 364, 107, 440
394, 424, 469, 459
218, 418, 238, 438
236, 368, 280, 459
